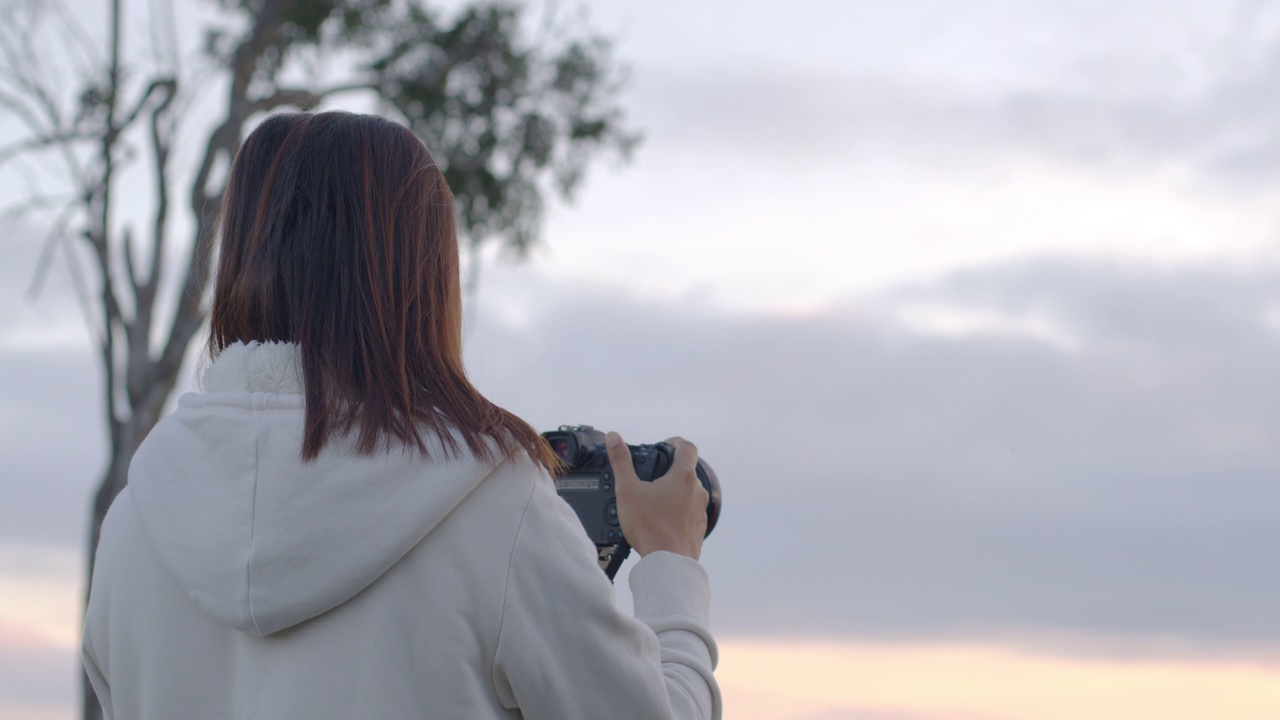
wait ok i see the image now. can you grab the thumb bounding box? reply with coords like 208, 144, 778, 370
605, 432, 637, 482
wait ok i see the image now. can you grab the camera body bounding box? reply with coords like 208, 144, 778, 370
542, 425, 722, 578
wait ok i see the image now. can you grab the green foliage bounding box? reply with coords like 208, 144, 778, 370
211, 0, 638, 255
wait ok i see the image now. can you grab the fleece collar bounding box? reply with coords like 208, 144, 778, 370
202, 341, 305, 394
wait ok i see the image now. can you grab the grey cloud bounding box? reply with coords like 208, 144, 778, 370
1, 224, 106, 549
629, 9, 1280, 186
886, 256, 1280, 348
0, 346, 105, 548
0, 222, 84, 330
466, 257, 1280, 656
4, 251, 1277, 659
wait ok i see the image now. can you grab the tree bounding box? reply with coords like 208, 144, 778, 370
0, 1, 636, 717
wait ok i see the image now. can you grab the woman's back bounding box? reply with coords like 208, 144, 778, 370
83, 111, 719, 719
84, 342, 718, 719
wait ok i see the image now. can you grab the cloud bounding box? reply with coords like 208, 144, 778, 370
0, 222, 191, 549
4, 247, 1277, 657
0, 346, 105, 548
622, 3, 1280, 188
0, 223, 91, 352
465, 256, 1280, 655
0, 215, 221, 558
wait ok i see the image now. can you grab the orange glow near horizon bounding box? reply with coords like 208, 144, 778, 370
4, 555, 1280, 720
3, 621, 1280, 720
716, 638, 1280, 720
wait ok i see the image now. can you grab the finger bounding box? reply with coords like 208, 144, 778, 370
663, 436, 699, 478
606, 431, 641, 484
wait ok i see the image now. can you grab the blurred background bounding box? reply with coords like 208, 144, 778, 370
3, 1, 1280, 719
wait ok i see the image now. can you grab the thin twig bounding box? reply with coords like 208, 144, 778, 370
246, 82, 374, 113
0, 13, 94, 195
0, 82, 89, 195
0, 88, 49, 139
48, 0, 102, 77
160, 0, 299, 381
58, 231, 104, 350
161, 0, 181, 76
0, 192, 74, 221
25, 202, 79, 299
121, 225, 138, 293
0, 131, 95, 168
10, 153, 45, 199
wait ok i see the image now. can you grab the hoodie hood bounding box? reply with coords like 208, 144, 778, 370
126, 341, 499, 637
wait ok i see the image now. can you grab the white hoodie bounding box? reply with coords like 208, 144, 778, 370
83, 342, 721, 720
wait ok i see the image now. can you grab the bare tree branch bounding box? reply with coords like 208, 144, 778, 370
85, 0, 126, 454
117, 78, 177, 139
0, 88, 54, 144
159, 0, 181, 75
248, 88, 321, 112
0, 12, 65, 128
57, 232, 105, 354
25, 202, 79, 300
160, 0, 300, 382
0, 77, 89, 193
47, 0, 102, 77
143, 78, 176, 295
248, 81, 374, 113
124, 74, 178, 405
98, 284, 122, 447
10, 152, 48, 204
0, 192, 75, 222
0, 131, 95, 168
121, 225, 139, 295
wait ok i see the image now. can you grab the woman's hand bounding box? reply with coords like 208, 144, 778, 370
607, 431, 709, 560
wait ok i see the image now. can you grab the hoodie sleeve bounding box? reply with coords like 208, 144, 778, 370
491, 475, 721, 720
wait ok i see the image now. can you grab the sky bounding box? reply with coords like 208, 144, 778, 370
4, 1, 1280, 719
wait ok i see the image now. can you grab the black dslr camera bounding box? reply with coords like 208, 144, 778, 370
542, 425, 722, 580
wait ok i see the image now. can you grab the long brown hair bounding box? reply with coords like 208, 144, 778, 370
209, 111, 555, 469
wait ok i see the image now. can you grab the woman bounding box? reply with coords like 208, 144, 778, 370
82, 111, 719, 720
